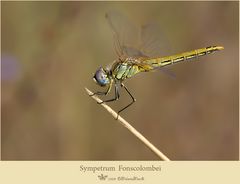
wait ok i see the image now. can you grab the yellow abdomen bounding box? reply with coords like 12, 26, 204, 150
144, 46, 224, 67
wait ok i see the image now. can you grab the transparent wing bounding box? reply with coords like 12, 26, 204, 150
105, 11, 142, 57
106, 11, 175, 78
140, 23, 172, 58
106, 11, 172, 58
140, 23, 176, 78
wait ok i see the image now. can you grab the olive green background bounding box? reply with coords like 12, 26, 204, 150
1, 1, 238, 160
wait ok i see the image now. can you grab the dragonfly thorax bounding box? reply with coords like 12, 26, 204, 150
93, 67, 111, 87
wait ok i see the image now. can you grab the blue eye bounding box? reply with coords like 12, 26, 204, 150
93, 68, 110, 86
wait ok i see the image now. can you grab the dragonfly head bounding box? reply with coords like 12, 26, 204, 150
93, 67, 110, 87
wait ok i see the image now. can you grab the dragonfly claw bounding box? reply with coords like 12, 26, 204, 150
115, 113, 119, 120
97, 101, 104, 104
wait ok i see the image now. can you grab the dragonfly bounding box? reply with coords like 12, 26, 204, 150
91, 12, 224, 119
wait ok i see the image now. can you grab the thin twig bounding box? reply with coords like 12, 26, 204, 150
85, 87, 170, 161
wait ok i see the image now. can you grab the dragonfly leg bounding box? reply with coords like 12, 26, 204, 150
90, 80, 113, 96
97, 83, 120, 104
115, 83, 136, 119
90, 91, 108, 96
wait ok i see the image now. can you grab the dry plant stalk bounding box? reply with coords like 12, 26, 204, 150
85, 87, 170, 161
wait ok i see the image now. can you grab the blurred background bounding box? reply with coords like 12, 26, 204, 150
1, 1, 238, 160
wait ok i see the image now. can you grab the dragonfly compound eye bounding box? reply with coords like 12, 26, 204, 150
93, 67, 110, 86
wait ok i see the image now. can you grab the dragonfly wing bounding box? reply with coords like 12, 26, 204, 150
140, 23, 176, 78
106, 11, 175, 79
122, 46, 147, 57
106, 12, 172, 58
140, 23, 172, 58
105, 11, 140, 57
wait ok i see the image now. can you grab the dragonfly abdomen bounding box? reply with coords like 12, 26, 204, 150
145, 46, 224, 68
